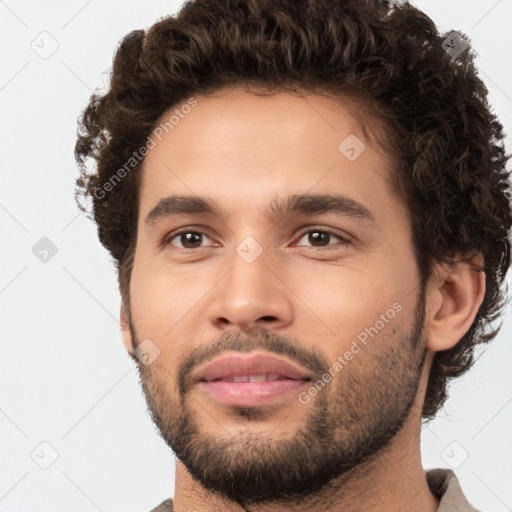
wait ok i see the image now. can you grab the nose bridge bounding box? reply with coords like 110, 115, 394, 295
207, 235, 294, 330
224, 238, 275, 308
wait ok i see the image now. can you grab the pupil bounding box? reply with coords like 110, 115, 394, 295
182, 232, 202, 248
309, 231, 329, 246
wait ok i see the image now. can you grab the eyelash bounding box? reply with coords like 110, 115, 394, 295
163, 227, 351, 251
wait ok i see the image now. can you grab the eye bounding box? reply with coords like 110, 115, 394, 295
295, 228, 350, 249
164, 230, 213, 249
163, 227, 351, 251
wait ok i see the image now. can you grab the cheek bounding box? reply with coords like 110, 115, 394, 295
290, 257, 406, 318
129, 257, 218, 355
284, 252, 417, 360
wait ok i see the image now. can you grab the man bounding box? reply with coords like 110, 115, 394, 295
74, 0, 511, 510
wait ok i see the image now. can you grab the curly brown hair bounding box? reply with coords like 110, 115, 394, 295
74, 0, 512, 419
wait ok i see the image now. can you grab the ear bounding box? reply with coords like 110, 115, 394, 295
120, 302, 134, 356
425, 252, 486, 352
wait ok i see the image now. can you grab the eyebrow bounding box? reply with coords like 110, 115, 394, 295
145, 193, 376, 226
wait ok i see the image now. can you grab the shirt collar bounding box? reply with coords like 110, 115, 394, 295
426, 468, 480, 511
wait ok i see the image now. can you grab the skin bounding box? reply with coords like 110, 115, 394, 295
120, 87, 485, 512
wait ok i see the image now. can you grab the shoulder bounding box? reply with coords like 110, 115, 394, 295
149, 498, 174, 512
426, 468, 480, 512
148, 472, 481, 512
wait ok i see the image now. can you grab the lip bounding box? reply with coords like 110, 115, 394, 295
193, 352, 314, 407
199, 379, 310, 406
194, 352, 313, 383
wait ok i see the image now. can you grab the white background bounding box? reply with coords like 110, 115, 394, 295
1, 0, 511, 510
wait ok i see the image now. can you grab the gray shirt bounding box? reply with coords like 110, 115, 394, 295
149, 468, 479, 511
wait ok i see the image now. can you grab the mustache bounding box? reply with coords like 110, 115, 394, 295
177, 329, 330, 396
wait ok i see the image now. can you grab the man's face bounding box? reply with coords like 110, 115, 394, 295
126, 88, 426, 504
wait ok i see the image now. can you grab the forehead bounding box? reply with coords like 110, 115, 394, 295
138, 87, 397, 221
145, 86, 375, 159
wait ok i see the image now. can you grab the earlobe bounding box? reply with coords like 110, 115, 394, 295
425, 254, 486, 352
120, 303, 134, 355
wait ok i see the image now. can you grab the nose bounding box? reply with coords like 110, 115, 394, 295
207, 248, 294, 332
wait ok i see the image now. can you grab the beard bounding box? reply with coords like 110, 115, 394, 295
129, 286, 426, 507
